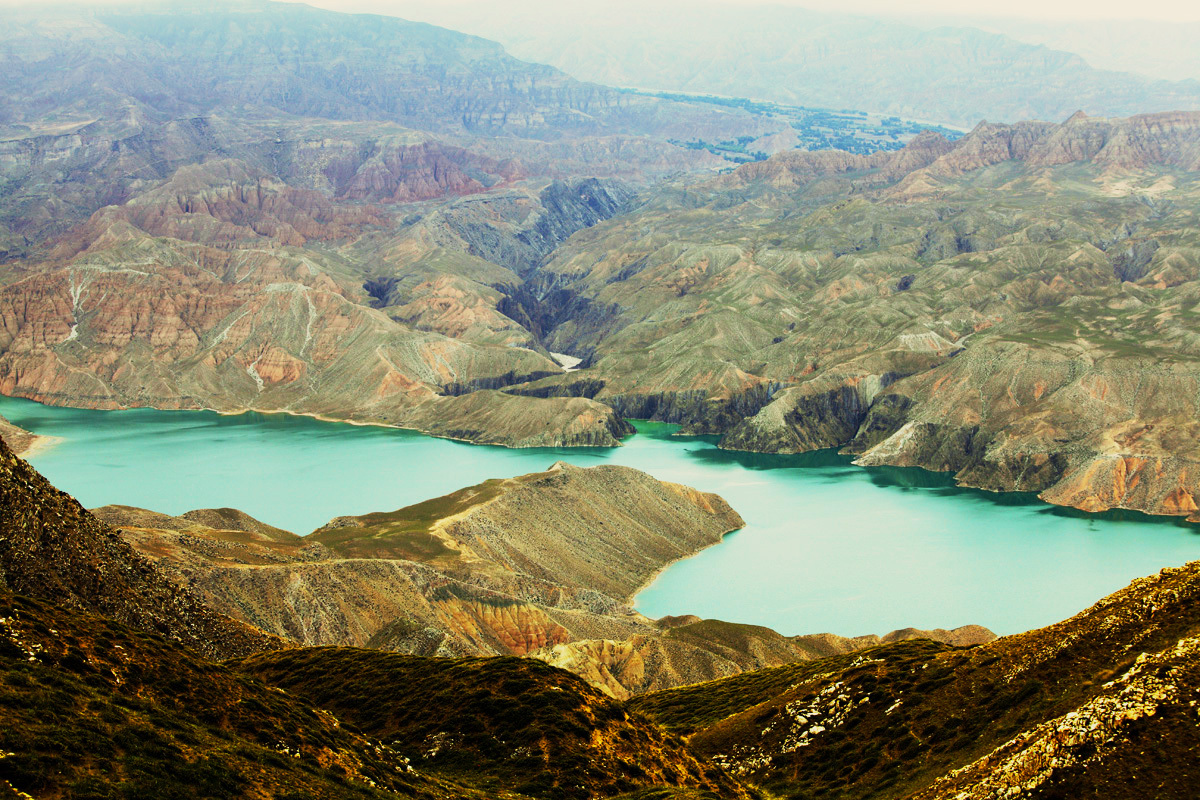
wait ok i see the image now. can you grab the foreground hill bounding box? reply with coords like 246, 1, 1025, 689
0, 589, 748, 799
0, 438, 278, 660
0, 422, 743, 799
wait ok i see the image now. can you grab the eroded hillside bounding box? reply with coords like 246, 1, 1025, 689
511, 111, 1200, 520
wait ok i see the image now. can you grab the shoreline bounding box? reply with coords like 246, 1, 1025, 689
5, 394, 1199, 527
624, 522, 745, 607
13, 433, 64, 460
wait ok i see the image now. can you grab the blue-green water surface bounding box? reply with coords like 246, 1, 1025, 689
3, 395, 1196, 637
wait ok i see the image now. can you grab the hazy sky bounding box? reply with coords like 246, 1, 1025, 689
3, 0, 1199, 21
291, 0, 1200, 23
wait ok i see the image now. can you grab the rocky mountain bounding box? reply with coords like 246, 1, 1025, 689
380, 0, 1200, 129
0, 0, 775, 248
500, 111, 1200, 521
0, 156, 636, 446
0, 1, 790, 447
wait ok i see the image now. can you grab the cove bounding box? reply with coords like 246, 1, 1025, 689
3, 394, 1197, 638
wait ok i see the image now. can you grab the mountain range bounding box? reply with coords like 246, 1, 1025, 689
4, 4, 1200, 794
380, 0, 1200, 129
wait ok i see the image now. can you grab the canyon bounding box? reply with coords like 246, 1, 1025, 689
3, 2, 1200, 797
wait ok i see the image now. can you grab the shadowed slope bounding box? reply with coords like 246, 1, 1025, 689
0, 437, 280, 660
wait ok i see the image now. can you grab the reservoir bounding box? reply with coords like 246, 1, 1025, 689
3, 395, 1196, 638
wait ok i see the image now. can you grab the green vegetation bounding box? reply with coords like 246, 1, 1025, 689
639, 89, 962, 156
0, 593, 467, 799
310, 480, 507, 560
631, 642, 945, 736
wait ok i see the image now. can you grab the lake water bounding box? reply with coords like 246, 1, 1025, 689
3, 394, 1196, 638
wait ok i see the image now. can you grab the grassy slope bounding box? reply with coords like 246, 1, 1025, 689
238, 648, 748, 800
0, 592, 475, 800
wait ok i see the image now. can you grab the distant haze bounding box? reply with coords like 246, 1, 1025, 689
2, 0, 1197, 21
292, 1, 1200, 81
285, 0, 1199, 22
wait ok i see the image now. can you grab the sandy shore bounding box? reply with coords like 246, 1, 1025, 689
8, 433, 63, 460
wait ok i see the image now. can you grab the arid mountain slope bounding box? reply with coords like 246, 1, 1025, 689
106, 463, 742, 658
0, 1, 772, 249
0, 159, 634, 446
0, 437, 278, 660
633, 560, 1200, 799
513, 111, 1200, 519
534, 620, 994, 701
0, 1, 777, 451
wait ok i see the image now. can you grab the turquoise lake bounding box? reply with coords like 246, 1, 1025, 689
3, 394, 1197, 638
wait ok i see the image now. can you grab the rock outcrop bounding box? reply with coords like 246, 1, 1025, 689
0, 413, 45, 456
